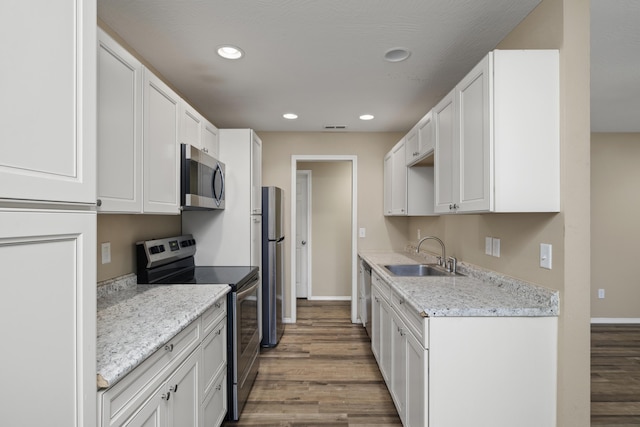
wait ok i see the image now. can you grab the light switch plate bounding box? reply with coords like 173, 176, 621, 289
492, 238, 501, 257
540, 243, 552, 269
101, 242, 111, 264
359, 228, 366, 238
485, 237, 493, 255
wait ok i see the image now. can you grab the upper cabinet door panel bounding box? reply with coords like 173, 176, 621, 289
180, 103, 203, 149
433, 91, 456, 213
97, 28, 143, 213
0, 0, 96, 204
143, 71, 180, 214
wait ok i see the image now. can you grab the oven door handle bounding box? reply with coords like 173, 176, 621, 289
236, 279, 259, 301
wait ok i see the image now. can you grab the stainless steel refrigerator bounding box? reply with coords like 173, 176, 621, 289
261, 186, 285, 347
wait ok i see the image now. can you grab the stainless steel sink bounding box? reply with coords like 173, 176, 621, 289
383, 263, 461, 277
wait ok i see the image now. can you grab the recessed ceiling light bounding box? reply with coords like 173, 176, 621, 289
283, 113, 298, 120
384, 48, 411, 63
359, 114, 375, 121
217, 45, 244, 60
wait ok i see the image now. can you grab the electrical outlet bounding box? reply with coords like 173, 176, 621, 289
417, 229, 421, 240
485, 237, 493, 255
359, 227, 366, 238
101, 242, 111, 264
598, 289, 605, 299
540, 243, 552, 269
492, 238, 501, 257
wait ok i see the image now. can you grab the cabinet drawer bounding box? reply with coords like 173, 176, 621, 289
202, 297, 227, 337
201, 317, 227, 401
391, 289, 429, 349
372, 272, 391, 302
100, 319, 201, 426
201, 370, 227, 427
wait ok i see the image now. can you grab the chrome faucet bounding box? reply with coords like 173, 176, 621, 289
416, 236, 446, 268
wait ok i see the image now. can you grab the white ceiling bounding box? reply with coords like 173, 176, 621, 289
97, 0, 639, 133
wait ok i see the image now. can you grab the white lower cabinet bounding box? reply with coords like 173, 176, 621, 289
99, 302, 228, 427
371, 273, 557, 427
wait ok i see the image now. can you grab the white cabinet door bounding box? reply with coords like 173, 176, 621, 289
0, 209, 96, 427
201, 372, 227, 427
390, 312, 407, 423
404, 126, 419, 165
417, 112, 434, 159
434, 90, 456, 214
123, 386, 167, 427
251, 132, 263, 215
143, 70, 180, 214
379, 296, 392, 384
180, 102, 203, 150
390, 139, 407, 215
202, 120, 219, 158
383, 153, 392, 216
405, 331, 428, 427
166, 351, 200, 427
97, 28, 143, 213
371, 286, 382, 363
457, 55, 491, 212
0, 0, 96, 204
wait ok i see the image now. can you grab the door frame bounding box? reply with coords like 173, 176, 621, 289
290, 155, 358, 323
296, 170, 312, 300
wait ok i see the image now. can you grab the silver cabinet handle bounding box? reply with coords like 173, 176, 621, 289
96, 199, 102, 207
162, 392, 171, 401
214, 302, 221, 309
216, 384, 222, 391
169, 384, 178, 393
164, 344, 174, 352
216, 328, 222, 336
301, 240, 307, 245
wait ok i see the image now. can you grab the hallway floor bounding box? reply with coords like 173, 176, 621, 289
225, 300, 401, 427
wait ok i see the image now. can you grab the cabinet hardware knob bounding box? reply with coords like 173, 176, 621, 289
216, 328, 222, 336
214, 302, 221, 309
164, 344, 174, 352
170, 384, 178, 393
162, 392, 171, 401
96, 199, 102, 207
216, 384, 222, 391
301, 240, 307, 245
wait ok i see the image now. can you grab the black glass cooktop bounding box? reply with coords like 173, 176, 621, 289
156, 266, 258, 291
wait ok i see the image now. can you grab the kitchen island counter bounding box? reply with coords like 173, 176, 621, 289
359, 250, 558, 318
96, 277, 229, 389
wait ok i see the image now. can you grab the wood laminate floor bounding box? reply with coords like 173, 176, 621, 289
592, 324, 640, 426
225, 300, 402, 427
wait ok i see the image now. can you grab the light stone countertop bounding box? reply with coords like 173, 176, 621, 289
96, 279, 229, 389
359, 250, 559, 318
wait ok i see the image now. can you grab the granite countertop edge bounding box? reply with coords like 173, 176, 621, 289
96, 278, 230, 390
359, 249, 559, 318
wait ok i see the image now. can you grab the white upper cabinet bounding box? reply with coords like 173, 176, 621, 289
180, 102, 203, 150
406, 111, 434, 167
202, 120, 220, 158
97, 28, 143, 213
434, 50, 560, 214
391, 139, 407, 215
143, 70, 181, 214
385, 137, 437, 217
0, 0, 96, 205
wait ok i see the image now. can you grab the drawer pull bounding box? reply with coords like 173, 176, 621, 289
214, 302, 221, 309
216, 328, 222, 336
169, 384, 178, 393
164, 344, 174, 352
162, 391, 171, 401
216, 384, 222, 391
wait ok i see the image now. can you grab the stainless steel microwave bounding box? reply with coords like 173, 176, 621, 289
180, 144, 225, 210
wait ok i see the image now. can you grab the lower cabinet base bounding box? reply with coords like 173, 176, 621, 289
201, 372, 227, 427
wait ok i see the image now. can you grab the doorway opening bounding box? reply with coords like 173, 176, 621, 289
290, 155, 358, 323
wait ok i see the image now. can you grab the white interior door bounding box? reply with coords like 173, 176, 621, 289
296, 171, 310, 298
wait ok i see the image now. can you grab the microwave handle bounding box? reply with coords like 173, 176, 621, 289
236, 279, 259, 301
212, 162, 225, 206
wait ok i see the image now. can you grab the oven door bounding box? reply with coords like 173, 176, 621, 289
230, 277, 260, 419
180, 143, 225, 210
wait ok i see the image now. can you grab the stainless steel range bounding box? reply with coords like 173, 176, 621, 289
136, 234, 260, 422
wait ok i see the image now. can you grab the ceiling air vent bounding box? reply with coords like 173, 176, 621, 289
323, 125, 348, 131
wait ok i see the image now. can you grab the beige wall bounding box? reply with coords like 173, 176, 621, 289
591, 133, 640, 318
298, 161, 352, 297
260, 131, 405, 315
412, 0, 591, 425
97, 214, 181, 282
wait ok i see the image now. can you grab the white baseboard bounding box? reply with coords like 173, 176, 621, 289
306, 296, 352, 301
591, 318, 640, 324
